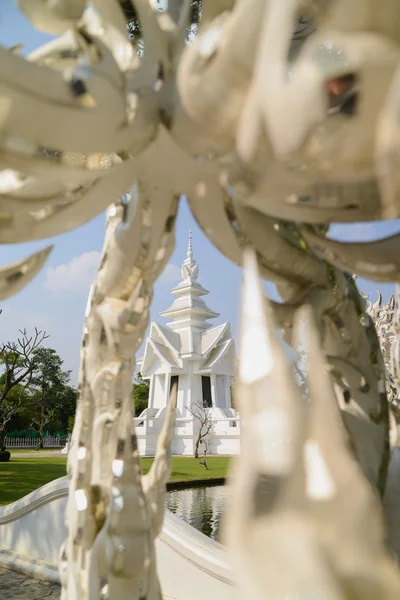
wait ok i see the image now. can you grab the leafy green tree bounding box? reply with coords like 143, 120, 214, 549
28, 348, 73, 448
133, 372, 149, 417
67, 414, 75, 433
0, 383, 34, 445
56, 385, 78, 432
5, 384, 76, 438
0, 328, 49, 446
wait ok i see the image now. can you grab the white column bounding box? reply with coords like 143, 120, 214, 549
210, 373, 217, 408
224, 376, 231, 410
148, 376, 154, 410
186, 361, 193, 416
189, 328, 194, 354
164, 372, 171, 408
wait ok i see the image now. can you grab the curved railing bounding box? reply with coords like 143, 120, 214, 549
0, 477, 68, 525
0, 478, 234, 599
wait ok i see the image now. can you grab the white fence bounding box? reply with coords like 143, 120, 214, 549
5, 436, 63, 448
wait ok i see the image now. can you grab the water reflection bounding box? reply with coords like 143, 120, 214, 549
165, 485, 228, 541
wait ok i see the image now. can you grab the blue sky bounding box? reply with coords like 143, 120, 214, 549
1, 1, 399, 383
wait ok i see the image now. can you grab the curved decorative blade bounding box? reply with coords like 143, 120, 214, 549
224, 247, 340, 600
372, 291, 383, 312
0, 161, 136, 243
302, 229, 400, 282
376, 63, 400, 220
232, 202, 327, 288
299, 304, 400, 594
188, 184, 327, 290
224, 246, 306, 542
300, 304, 361, 475
0, 35, 156, 155
0, 246, 52, 300
17, 0, 86, 35
142, 377, 178, 538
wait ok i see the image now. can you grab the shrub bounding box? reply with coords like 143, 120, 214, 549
0, 449, 10, 462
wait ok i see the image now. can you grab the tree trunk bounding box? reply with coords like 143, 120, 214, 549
0, 429, 6, 450
38, 395, 45, 449
36, 426, 44, 450
194, 436, 200, 459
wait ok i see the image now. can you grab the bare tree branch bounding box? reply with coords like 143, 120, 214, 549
186, 400, 213, 460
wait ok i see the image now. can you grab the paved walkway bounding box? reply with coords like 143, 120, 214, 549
0, 566, 60, 599
12, 451, 64, 458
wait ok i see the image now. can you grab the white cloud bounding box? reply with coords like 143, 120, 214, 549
45, 255, 181, 294
44, 251, 101, 294
158, 263, 181, 285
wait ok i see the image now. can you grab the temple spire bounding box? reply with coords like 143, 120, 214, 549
181, 230, 199, 282
161, 231, 219, 345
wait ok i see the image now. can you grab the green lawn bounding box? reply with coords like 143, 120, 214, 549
0, 456, 230, 505
167, 456, 229, 481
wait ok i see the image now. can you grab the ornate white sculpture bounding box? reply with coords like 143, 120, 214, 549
225, 249, 400, 600
363, 287, 400, 412
58, 187, 178, 599
1, 1, 400, 598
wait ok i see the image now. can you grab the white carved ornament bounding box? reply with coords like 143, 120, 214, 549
0, 1, 400, 599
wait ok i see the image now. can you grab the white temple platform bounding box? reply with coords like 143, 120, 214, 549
135, 415, 240, 456
135, 231, 240, 456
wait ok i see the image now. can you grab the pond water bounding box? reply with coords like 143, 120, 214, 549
165, 485, 229, 542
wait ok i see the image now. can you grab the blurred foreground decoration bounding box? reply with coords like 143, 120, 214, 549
0, 0, 400, 598
364, 289, 400, 415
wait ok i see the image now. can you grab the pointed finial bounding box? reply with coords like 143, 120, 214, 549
187, 230, 193, 259
181, 230, 199, 281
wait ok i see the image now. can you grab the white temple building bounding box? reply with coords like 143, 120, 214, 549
135, 232, 240, 456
